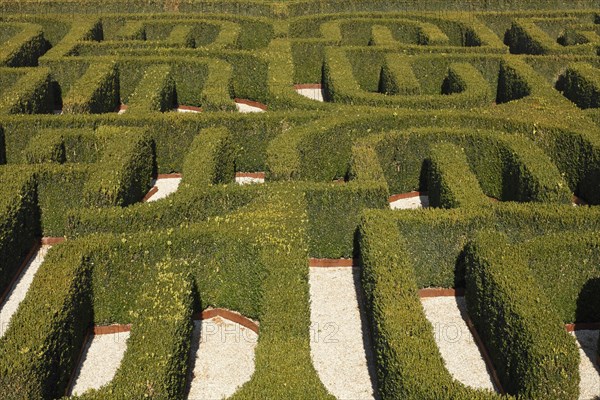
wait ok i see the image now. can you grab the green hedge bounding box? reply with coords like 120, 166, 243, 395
0, 23, 50, 67
65, 184, 259, 237
427, 142, 490, 208
62, 63, 120, 114
83, 126, 154, 207
24, 129, 65, 164
0, 240, 94, 399
464, 231, 579, 399
556, 63, 600, 109
304, 180, 388, 258
126, 64, 176, 113
517, 233, 600, 324
72, 260, 195, 399
358, 212, 503, 399
383, 203, 600, 288
0, 68, 54, 114
0, 167, 40, 297
366, 128, 571, 202
323, 48, 493, 108
180, 127, 235, 188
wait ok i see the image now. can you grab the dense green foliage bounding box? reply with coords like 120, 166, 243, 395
0, 5, 598, 400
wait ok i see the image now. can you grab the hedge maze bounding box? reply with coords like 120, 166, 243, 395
0, 1, 600, 399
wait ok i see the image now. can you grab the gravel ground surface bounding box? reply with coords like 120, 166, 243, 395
187, 316, 258, 400
421, 296, 498, 391
572, 330, 600, 400
309, 266, 377, 399
0, 245, 51, 338
389, 195, 429, 210
235, 102, 264, 113
70, 331, 130, 396
235, 176, 264, 185
147, 177, 181, 202
295, 88, 324, 102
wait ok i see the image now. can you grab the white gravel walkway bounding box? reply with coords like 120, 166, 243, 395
147, 177, 181, 202
389, 194, 429, 210
421, 296, 498, 391
235, 102, 264, 113
0, 245, 51, 338
295, 88, 325, 102
235, 174, 265, 185
69, 330, 130, 395
309, 266, 377, 399
187, 316, 258, 399
572, 330, 600, 400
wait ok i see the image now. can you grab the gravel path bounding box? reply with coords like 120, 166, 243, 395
421, 296, 498, 391
295, 88, 324, 102
187, 316, 258, 399
0, 245, 51, 338
69, 331, 130, 396
235, 176, 264, 185
235, 102, 264, 113
390, 195, 429, 210
147, 177, 181, 202
309, 266, 377, 399
572, 330, 600, 400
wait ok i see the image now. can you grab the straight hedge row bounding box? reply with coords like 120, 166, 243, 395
464, 231, 579, 399
62, 62, 120, 114
358, 212, 504, 399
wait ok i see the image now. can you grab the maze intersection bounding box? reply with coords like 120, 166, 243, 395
0, 1, 600, 399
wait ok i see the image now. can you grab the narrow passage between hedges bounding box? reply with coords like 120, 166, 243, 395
571, 330, 600, 400
0, 245, 51, 338
309, 265, 377, 399
69, 327, 131, 396
145, 174, 182, 202
235, 172, 265, 185
389, 192, 429, 210
294, 84, 325, 102
186, 314, 258, 399
420, 296, 500, 392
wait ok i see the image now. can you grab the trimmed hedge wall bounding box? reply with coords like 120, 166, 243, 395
180, 127, 235, 188
427, 142, 490, 208
126, 64, 176, 113
0, 240, 94, 399
556, 63, 600, 109
0, 168, 40, 298
464, 231, 579, 399
62, 62, 120, 114
0, 23, 50, 67
517, 233, 600, 324
83, 126, 154, 207
0, 68, 54, 114
358, 212, 503, 399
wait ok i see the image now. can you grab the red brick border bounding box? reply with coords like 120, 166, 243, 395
157, 173, 182, 179
565, 322, 600, 332
93, 324, 132, 335
194, 308, 259, 334
418, 287, 465, 298
465, 317, 506, 395
308, 258, 356, 267
177, 105, 203, 113
41, 236, 65, 245
235, 172, 266, 179
573, 195, 588, 206
234, 98, 268, 111
142, 186, 159, 202
388, 191, 427, 203
293, 84, 322, 89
